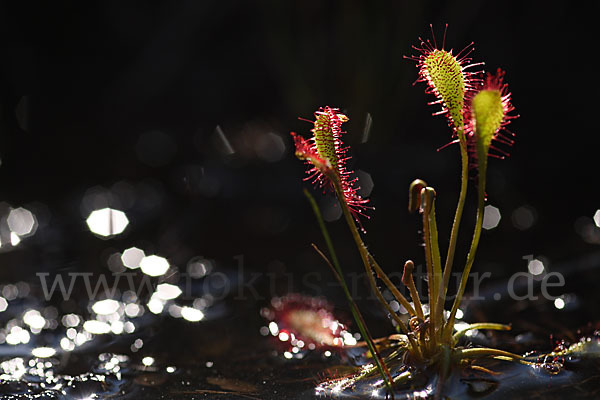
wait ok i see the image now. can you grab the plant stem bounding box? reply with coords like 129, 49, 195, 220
304, 189, 395, 395
453, 347, 522, 361
420, 188, 438, 350
402, 261, 425, 321
368, 254, 416, 317
427, 192, 443, 340
445, 161, 487, 341
328, 172, 411, 336
438, 131, 469, 325
452, 323, 511, 342
311, 244, 396, 391
436, 345, 451, 399
304, 189, 342, 271
364, 257, 423, 360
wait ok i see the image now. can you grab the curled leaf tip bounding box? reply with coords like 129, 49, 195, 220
408, 179, 429, 213
402, 260, 415, 285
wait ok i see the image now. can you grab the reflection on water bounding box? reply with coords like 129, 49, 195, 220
312, 328, 600, 399
0, 351, 129, 399
139, 255, 169, 277
1, 182, 600, 399
0, 262, 225, 398
0, 191, 229, 398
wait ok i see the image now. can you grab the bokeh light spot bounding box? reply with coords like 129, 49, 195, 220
321, 195, 342, 222
86, 208, 129, 237
147, 297, 165, 314
356, 170, 374, 197
7, 207, 37, 237
10, 232, 21, 246
142, 356, 155, 366
511, 205, 537, 230
92, 299, 120, 315
83, 320, 112, 334
31, 347, 56, 358
181, 306, 204, 322
482, 205, 501, 230
23, 309, 46, 330
255, 132, 286, 162
121, 247, 145, 269
155, 283, 182, 300
527, 259, 545, 275
187, 257, 213, 278
140, 255, 169, 277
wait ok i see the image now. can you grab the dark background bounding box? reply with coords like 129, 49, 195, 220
1, 1, 598, 304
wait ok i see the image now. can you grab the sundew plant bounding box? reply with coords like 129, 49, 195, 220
290, 27, 520, 397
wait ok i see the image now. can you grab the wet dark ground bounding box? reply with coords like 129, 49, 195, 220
1, 234, 600, 399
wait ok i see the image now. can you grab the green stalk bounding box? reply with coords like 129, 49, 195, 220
436, 345, 452, 398
368, 254, 417, 317
327, 172, 411, 336
420, 188, 438, 350
437, 130, 469, 326
304, 189, 342, 275
445, 153, 487, 341
366, 257, 423, 362
312, 244, 396, 392
303, 189, 395, 395
402, 261, 425, 321
452, 323, 511, 343
453, 347, 522, 361
427, 191, 443, 341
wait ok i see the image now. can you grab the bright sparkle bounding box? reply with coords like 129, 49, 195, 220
181, 306, 204, 322
31, 347, 56, 358
92, 299, 120, 315
86, 208, 129, 237
147, 297, 165, 314
23, 309, 46, 330
140, 255, 169, 277
142, 356, 155, 366
155, 283, 182, 300
10, 232, 21, 246
83, 320, 111, 334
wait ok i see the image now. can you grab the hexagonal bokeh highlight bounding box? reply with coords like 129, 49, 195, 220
140, 255, 169, 277
121, 247, 145, 269
86, 208, 129, 237
7, 207, 38, 237
482, 205, 501, 230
